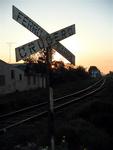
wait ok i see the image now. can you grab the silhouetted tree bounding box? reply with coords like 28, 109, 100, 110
24, 48, 55, 76
24, 48, 55, 64
76, 66, 89, 79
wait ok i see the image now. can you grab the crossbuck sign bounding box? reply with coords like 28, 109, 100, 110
13, 6, 75, 65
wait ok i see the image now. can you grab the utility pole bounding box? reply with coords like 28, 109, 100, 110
46, 47, 55, 150
7, 42, 15, 63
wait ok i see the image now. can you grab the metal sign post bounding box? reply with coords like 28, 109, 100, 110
46, 47, 55, 150
12, 5, 76, 150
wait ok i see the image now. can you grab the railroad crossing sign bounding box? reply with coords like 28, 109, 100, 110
13, 6, 75, 65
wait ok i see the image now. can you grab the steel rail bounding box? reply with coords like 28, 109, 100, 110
54, 78, 104, 101
0, 78, 103, 119
55, 78, 106, 109
0, 78, 105, 134
0, 101, 47, 119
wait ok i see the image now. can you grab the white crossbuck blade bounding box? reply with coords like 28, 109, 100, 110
15, 25, 75, 62
13, 6, 75, 65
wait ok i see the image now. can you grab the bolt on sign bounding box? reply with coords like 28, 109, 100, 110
12, 5, 75, 65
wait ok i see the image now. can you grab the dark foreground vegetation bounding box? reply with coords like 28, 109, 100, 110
0, 67, 113, 150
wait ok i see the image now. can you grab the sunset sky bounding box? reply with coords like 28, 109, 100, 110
0, 0, 113, 73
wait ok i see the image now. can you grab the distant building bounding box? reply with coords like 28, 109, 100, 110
0, 60, 46, 95
88, 66, 101, 78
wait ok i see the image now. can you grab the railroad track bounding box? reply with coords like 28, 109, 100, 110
0, 77, 106, 134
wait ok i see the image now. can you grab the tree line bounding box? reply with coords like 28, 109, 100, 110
24, 58, 101, 86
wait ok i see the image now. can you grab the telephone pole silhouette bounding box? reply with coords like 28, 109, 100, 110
7, 42, 15, 63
